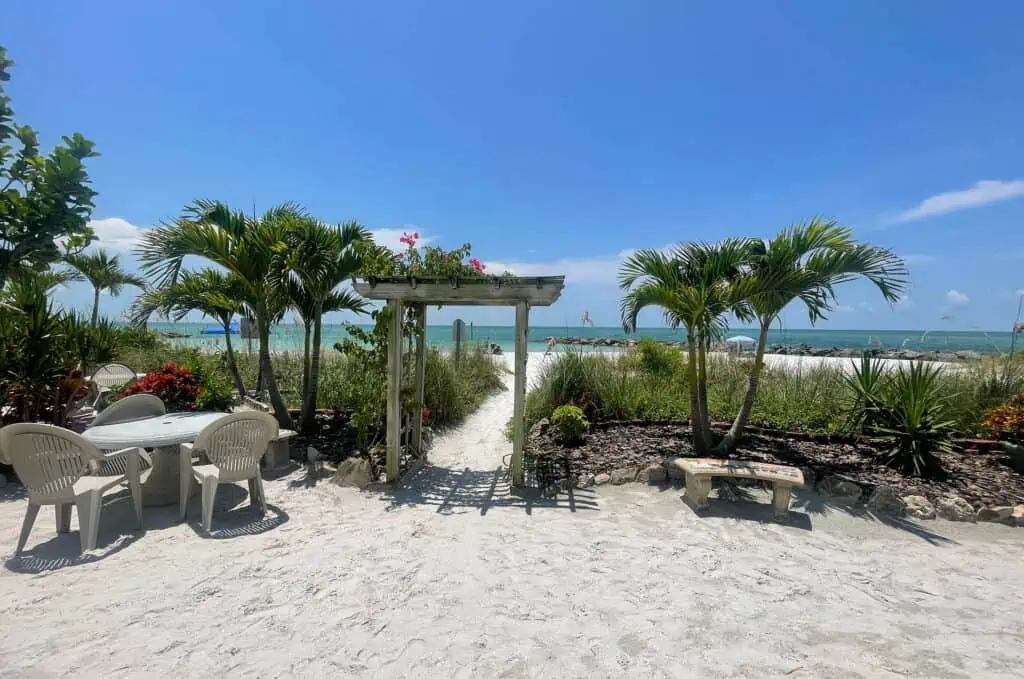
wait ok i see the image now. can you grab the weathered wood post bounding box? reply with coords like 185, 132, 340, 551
386, 299, 403, 482
412, 304, 427, 458
452, 318, 465, 370
511, 301, 529, 486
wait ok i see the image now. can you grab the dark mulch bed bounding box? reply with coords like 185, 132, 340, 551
529, 422, 1024, 509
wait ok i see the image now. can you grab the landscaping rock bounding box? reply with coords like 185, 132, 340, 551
639, 464, 667, 484
610, 468, 637, 485
576, 474, 595, 489
936, 496, 976, 522
1014, 505, 1024, 527
332, 458, 371, 490
867, 486, 905, 515
594, 473, 611, 486
529, 418, 550, 440
818, 475, 863, 504
976, 506, 1015, 524
665, 459, 686, 481
901, 495, 935, 520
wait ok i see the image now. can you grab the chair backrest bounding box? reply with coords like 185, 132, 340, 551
91, 363, 138, 389
193, 412, 279, 475
91, 394, 165, 427
0, 423, 103, 502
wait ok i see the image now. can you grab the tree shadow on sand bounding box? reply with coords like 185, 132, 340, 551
375, 463, 600, 515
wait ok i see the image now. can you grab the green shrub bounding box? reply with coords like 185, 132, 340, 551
551, 404, 588, 444
634, 338, 682, 376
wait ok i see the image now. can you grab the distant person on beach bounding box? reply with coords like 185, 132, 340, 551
545, 337, 557, 355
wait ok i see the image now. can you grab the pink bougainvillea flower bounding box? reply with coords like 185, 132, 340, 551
414, 232, 420, 239
397, 252, 405, 259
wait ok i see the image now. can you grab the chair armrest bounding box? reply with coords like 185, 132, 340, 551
104, 446, 152, 466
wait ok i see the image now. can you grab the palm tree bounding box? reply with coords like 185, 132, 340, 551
619, 239, 757, 453
717, 219, 908, 453
136, 200, 296, 428
65, 249, 146, 326
129, 269, 250, 399
276, 218, 370, 431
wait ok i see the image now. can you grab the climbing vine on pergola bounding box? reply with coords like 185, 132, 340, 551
352, 275, 565, 485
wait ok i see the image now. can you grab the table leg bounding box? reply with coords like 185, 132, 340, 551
142, 446, 191, 506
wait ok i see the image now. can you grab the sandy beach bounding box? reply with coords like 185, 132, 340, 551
1, 352, 1021, 678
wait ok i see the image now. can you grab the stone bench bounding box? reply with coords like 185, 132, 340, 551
263, 429, 297, 470
670, 458, 805, 520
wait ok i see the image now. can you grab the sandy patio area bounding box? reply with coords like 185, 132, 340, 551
1, 353, 1022, 678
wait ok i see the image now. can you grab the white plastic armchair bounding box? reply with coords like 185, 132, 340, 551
88, 394, 163, 478
179, 412, 278, 531
0, 423, 144, 553
91, 362, 140, 390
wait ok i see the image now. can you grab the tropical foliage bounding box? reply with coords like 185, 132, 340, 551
65, 248, 146, 325
983, 394, 1024, 444
0, 46, 99, 288
551, 404, 588, 445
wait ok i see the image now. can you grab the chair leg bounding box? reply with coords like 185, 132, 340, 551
16, 503, 41, 553
179, 472, 192, 523
201, 476, 219, 532
55, 503, 72, 534
130, 477, 144, 530
253, 476, 267, 515
75, 490, 103, 552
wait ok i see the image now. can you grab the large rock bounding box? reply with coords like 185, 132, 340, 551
902, 495, 936, 519
867, 486, 905, 515
638, 464, 667, 484
1014, 505, 1024, 527
576, 474, 595, 489
332, 457, 371, 490
976, 506, 1015, 524
594, 473, 611, 486
528, 418, 550, 440
610, 468, 637, 485
818, 475, 863, 504
936, 496, 975, 522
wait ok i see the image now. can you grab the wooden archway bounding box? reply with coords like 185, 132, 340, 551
352, 275, 565, 485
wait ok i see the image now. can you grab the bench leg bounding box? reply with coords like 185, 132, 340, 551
772, 484, 793, 520
685, 474, 712, 511
263, 439, 291, 470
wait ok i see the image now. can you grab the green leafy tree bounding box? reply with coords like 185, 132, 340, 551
0, 46, 99, 288
136, 199, 296, 428
65, 248, 146, 325
718, 219, 907, 453
130, 268, 249, 399
276, 217, 371, 431
619, 239, 757, 453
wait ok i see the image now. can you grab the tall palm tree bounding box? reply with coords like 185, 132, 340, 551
276, 218, 370, 431
129, 269, 250, 399
620, 239, 757, 453
64, 249, 146, 325
136, 200, 296, 428
717, 219, 908, 453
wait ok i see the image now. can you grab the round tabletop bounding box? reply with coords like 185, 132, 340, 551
82, 411, 229, 449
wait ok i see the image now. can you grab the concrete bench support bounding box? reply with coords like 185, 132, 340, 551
264, 429, 297, 470
671, 458, 804, 520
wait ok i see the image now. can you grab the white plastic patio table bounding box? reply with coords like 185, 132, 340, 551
82, 411, 229, 506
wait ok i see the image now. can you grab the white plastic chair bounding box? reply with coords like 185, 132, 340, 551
90, 363, 140, 390
91, 393, 165, 427
0, 423, 144, 553
179, 412, 278, 531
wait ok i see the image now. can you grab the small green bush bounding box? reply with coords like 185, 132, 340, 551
551, 404, 589, 444
634, 338, 682, 376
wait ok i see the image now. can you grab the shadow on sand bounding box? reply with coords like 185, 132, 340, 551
376, 463, 600, 515
182, 483, 290, 539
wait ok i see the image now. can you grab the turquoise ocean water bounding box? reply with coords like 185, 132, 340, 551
149, 322, 1016, 354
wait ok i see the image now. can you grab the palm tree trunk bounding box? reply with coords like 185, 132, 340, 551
301, 308, 324, 432
301, 321, 311, 409
718, 321, 770, 454
222, 321, 247, 399
258, 311, 293, 429
91, 287, 101, 327
697, 331, 712, 450
685, 328, 706, 455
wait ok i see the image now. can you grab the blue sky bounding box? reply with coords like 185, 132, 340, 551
6, 1, 1024, 330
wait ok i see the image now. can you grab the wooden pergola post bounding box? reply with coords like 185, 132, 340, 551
411, 303, 427, 459
386, 299, 403, 483
511, 301, 529, 486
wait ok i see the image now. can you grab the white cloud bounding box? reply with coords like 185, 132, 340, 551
946, 289, 969, 305
895, 296, 914, 309
894, 179, 1024, 223
856, 301, 875, 313
370, 227, 433, 251
835, 304, 855, 312
87, 217, 146, 251
484, 255, 625, 286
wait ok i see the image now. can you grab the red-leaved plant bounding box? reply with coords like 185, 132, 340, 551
120, 362, 200, 412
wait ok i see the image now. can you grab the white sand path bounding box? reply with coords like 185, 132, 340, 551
1, 353, 1022, 678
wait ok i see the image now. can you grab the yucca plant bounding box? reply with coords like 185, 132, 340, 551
843, 351, 886, 431
868, 361, 955, 478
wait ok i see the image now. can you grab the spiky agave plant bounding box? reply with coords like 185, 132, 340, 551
869, 361, 955, 478
843, 351, 886, 431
